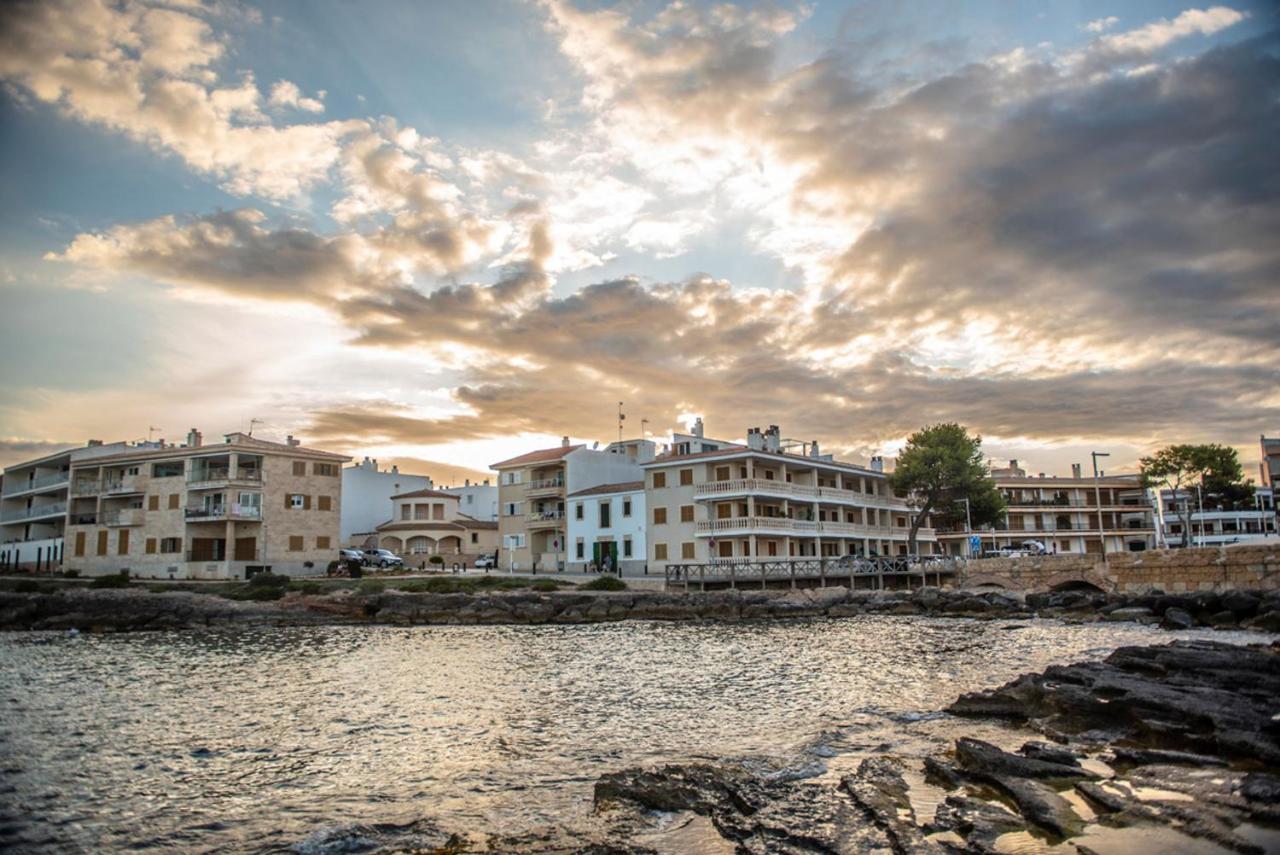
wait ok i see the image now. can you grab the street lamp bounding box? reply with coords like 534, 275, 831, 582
957, 497, 973, 557
1091, 451, 1110, 563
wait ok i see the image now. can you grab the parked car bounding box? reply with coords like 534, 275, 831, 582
339, 548, 363, 563
474, 554, 496, 570
364, 548, 403, 568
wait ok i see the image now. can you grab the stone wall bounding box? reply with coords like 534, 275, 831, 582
959, 545, 1280, 594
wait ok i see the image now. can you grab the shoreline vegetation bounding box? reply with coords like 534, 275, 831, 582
1, 575, 1279, 633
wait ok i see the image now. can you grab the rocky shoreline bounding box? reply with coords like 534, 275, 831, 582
3, 583, 1280, 633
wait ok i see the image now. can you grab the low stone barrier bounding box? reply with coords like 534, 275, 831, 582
959, 545, 1280, 594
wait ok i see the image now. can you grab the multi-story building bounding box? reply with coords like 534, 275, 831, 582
491, 437, 656, 572
341, 457, 433, 542
642, 424, 937, 576
1261, 435, 1280, 492
59, 429, 349, 579
372, 488, 498, 566
1157, 487, 1276, 547
440, 480, 498, 522
1, 438, 155, 572
565, 481, 646, 574
935, 460, 1157, 556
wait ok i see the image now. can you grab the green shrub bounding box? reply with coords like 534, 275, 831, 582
14, 579, 41, 593
358, 579, 386, 595
530, 579, 559, 592
292, 580, 323, 595
428, 555, 444, 565
581, 575, 627, 591
90, 571, 130, 589
239, 586, 285, 601
248, 571, 289, 589
326, 560, 340, 575
62, 569, 80, 579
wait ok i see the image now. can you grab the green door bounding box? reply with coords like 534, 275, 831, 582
591, 541, 619, 570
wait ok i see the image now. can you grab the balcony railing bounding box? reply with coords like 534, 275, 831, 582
102, 509, 144, 527
525, 478, 565, 496
694, 479, 894, 507
0, 502, 68, 523
1, 472, 69, 496
185, 548, 261, 562
70, 513, 98, 526
186, 468, 263, 486
693, 516, 923, 538
103, 478, 141, 494
71, 480, 101, 496
527, 510, 565, 526
184, 505, 263, 521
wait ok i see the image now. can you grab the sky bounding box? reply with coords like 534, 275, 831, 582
0, 0, 1277, 484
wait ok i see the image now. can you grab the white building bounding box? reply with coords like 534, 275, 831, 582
1158, 487, 1277, 547
440, 480, 498, 522
1, 438, 154, 572
340, 457, 433, 542
566, 481, 646, 575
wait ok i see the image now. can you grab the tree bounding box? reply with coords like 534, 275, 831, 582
888, 423, 1006, 555
1140, 444, 1248, 547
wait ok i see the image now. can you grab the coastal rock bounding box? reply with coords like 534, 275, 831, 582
1160, 607, 1194, 629
955, 738, 1095, 782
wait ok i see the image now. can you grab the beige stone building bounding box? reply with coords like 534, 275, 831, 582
935, 460, 1157, 556
642, 424, 937, 576
62, 430, 350, 579
370, 488, 498, 567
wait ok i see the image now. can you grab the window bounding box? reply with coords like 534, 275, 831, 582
317, 536, 331, 550
715, 466, 730, 481
575, 502, 584, 520
318, 495, 332, 511
289, 494, 306, 509
148, 495, 160, 511
292, 461, 307, 476
599, 501, 612, 528
680, 505, 694, 523
117, 531, 131, 555
145, 538, 157, 555
97, 530, 108, 556
466, 495, 474, 504
653, 506, 667, 525
623, 536, 632, 558
503, 533, 526, 549
288, 536, 304, 551
679, 468, 693, 486
504, 502, 521, 517
501, 471, 522, 485
314, 463, 337, 477
152, 461, 184, 478
168, 494, 179, 509
160, 538, 181, 554
623, 498, 632, 517
575, 540, 584, 559
401, 505, 412, 520
681, 542, 695, 559
654, 543, 668, 560
432, 504, 444, 520
126, 467, 139, 476
652, 472, 666, 488
470, 532, 478, 544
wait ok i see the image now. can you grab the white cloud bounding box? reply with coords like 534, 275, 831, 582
1100, 6, 1245, 54
268, 79, 325, 113
1083, 16, 1119, 33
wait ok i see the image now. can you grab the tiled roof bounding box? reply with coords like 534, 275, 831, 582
391, 488, 459, 500
376, 517, 498, 532
490, 444, 583, 469
567, 480, 644, 497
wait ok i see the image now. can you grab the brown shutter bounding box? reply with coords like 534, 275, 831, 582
168, 494, 179, 509
97, 530, 108, 555
303, 495, 312, 510
75, 532, 86, 557
118, 530, 129, 555
148, 495, 159, 511
145, 538, 157, 555
285, 494, 293, 509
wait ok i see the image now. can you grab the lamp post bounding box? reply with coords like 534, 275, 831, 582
1091, 452, 1110, 563
1195, 483, 1205, 547
957, 497, 973, 557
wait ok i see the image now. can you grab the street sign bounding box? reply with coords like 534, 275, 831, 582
969, 535, 981, 556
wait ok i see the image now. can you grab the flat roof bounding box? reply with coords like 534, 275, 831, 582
642, 446, 886, 478
567, 480, 644, 498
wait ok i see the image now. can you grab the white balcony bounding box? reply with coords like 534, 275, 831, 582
695, 516, 930, 540
527, 510, 565, 528
185, 504, 263, 522
694, 478, 893, 507
0, 501, 68, 524
1, 472, 69, 497
186, 467, 263, 489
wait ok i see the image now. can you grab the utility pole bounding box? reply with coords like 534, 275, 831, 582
1091, 451, 1111, 564
617, 402, 625, 443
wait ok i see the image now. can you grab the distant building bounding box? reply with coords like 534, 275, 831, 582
340, 457, 433, 542
641, 423, 935, 575
1261, 435, 1280, 492
566, 481, 646, 574
491, 437, 656, 572
49, 430, 349, 579
372, 488, 498, 565
1, 438, 163, 572
440, 480, 498, 522
1157, 487, 1276, 547
935, 460, 1157, 556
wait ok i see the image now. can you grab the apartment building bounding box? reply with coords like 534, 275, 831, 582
1158, 486, 1276, 547
1261, 435, 1280, 492
60, 429, 350, 579
565, 481, 646, 574
642, 424, 937, 576
372, 488, 498, 564
440, 480, 498, 522
1, 439, 154, 572
491, 437, 656, 572
341, 457, 433, 541
935, 460, 1157, 556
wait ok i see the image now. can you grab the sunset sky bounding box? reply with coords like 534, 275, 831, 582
1, 0, 1276, 483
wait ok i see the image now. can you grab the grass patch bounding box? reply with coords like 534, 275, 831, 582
291, 580, 323, 596
357, 579, 386, 595
580, 575, 627, 591
90, 571, 131, 589
391, 575, 571, 594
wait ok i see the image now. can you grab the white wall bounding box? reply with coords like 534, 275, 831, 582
341, 463, 432, 540
564, 448, 646, 494
567, 489, 647, 573
441, 484, 498, 521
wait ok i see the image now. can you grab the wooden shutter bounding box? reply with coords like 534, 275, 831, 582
145, 538, 157, 555
303, 495, 312, 510
168, 494, 179, 509
97, 531, 108, 555
118, 530, 129, 555
74, 532, 86, 557
286, 493, 293, 509
318, 495, 331, 511
148, 495, 159, 511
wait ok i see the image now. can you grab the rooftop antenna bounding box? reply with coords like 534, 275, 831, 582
641, 418, 649, 439
147, 426, 161, 442
617, 401, 625, 443
248, 418, 263, 437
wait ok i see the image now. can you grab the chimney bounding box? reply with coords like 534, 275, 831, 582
692, 417, 704, 438
391, 465, 399, 474
286, 435, 300, 447
562, 436, 570, 447
746, 427, 765, 451
186, 428, 202, 448
87, 439, 103, 447
809, 440, 820, 459
1010, 459, 1019, 471
1071, 463, 1082, 479
870, 456, 884, 473
464, 478, 471, 487
765, 425, 781, 453
483, 478, 490, 486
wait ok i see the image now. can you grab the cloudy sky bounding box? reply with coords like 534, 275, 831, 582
1, 0, 1276, 483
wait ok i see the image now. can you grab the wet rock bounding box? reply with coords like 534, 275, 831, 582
1221, 590, 1260, 618
1109, 747, 1226, 768
954, 738, 1095, 782
1102, 606, 1156, 624
1206, 610, 1238, 629
994, 775, 1085, 838
840, 758, 945, 853
1160, 607, 1194, 630
1243, 610, 1280, 633
1019, 741, 1081, 768
930, 795, 1024, 853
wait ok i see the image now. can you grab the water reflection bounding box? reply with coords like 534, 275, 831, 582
0, 617, 1259, 852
